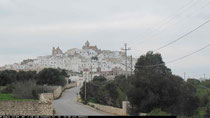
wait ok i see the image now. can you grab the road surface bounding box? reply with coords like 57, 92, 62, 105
52, 86, 111, 116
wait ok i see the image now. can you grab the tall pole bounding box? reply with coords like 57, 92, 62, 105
204, 74, 206, 80
184, 72, 186, 80
131, 55, 133, 75
84, 72, 87, 102
90, 65, 93, 81
121, 43, 131, 78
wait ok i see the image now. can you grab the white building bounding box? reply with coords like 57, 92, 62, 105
2, 41, 137, 76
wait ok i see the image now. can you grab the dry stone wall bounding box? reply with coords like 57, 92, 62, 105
88, 101, 130, 116
0, 101, 53, 115
89, 102, 123, 115
53, 86, 63, 99
63, 82, 77, 90
40, 82, 77, 101
41, 93, 54, 100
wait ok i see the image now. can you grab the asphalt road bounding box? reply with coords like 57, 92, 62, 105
52, 86, 111, 116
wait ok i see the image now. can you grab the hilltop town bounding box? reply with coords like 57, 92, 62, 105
1, 41, 137, 80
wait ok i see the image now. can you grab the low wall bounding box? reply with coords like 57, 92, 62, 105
63, 82, 77, 90
0, 86, 6, 92
88, 101, 130, 116
0, 101, 53, 115
53, 86, 63, 99
54, 82, 77, 99
41, 93, 54, 100
89, 102, 123, 115
39, 83, 77, 101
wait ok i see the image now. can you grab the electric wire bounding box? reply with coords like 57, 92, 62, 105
135, 44, 210, 68
153, 20, 210, 52
128, 0, 204, 47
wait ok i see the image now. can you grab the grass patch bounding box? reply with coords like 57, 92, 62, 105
0, 93, 34, 101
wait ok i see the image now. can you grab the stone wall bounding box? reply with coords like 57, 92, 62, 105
0, 101, 53, 115
39, 82, 77, 101
63, 82, 77, 90
88, 102, 123, 115
41, 93, 54, 100
54, 82, 77, 99
88, 101, 130, 116
53, 86, 63, 99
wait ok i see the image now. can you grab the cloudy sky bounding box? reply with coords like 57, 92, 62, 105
0, 0, 210, 79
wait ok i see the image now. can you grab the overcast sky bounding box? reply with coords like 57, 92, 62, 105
0, 0, 210, 79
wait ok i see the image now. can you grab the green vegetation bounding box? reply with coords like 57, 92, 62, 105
0, 68, 69, 87
80, 76, 125, 108
127, 52, 199, 116
187, 79, 210, 117
0, 68, 69, 100
37, 68, 68, 86
149, 108, 171, 116
0, 93, 34, 101
80, 51, 210, 117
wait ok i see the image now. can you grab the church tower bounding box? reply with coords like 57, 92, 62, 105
52, 46, 63, 56
83, 40, 90, 49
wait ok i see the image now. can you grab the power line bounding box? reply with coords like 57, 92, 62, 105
153, 20, 210, 52
129, 1, 210, 56
128, 0, 205, 47
135, 44, 210, 68
166, 44, 210, 64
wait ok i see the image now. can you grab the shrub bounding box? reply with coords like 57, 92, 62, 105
149, 108, 171, 116
12, 80, 37, 99
37, 68, 67, 86
1, 84, 15, 93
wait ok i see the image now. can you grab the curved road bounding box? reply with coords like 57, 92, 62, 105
52, 86, 111, 116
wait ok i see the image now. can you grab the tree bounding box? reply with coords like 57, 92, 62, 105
187, 78, 201, 86
0, 70, 17, 86
79, 82, 99, 103
79, 79, 120, 107
113, 75, 133, 94
37, 68, 67, 86
16, 71, 37, 82
92, 76, 107, 83
134, 51, 172, 77
105, 82, 119, 106
201, 79, 210, 88
128, 51, 199, 116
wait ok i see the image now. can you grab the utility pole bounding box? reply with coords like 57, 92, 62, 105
90, 65, 93, 81
130, 55, 133, 75
84, 71, 87, 102
204, 74, 206, 80
184, 72, 186, 80
121, 43, 131, 78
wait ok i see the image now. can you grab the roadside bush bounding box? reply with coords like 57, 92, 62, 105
1, 84, 15, 93
149, 108, 171, 116
32, 87, 46, 100
12, 80, 37, 99
32, 86, 55, 100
